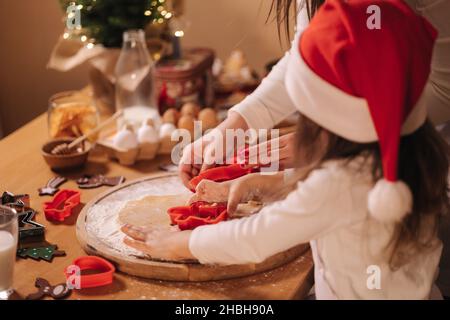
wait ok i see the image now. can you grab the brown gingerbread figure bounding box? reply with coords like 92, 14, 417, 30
26, 278, 71, 300
77, 175, 125, 189
38, 176, 68, 196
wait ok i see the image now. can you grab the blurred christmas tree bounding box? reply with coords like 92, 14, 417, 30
59, 0, 174, 48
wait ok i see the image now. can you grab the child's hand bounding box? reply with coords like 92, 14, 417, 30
226, 173, 284, 213
121, 224, 195, 261
188, 179, 231, 204
189, 172, 285, 214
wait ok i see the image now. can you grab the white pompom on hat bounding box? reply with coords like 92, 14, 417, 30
368, 179, 413, 223
285, 0, 438, 223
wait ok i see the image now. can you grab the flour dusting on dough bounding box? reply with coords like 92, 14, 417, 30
118, 194, 191, 228
85, 176, 192, 257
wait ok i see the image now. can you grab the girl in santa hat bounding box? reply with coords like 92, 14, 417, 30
179, 1, 450, 295
179, 0, 450, 297
123, 0, 449, 299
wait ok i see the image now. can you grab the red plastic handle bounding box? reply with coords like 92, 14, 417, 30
65, 256, 115, 289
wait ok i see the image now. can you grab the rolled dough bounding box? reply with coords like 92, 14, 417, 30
118, 195, 262, 229
118, 194, 190, 228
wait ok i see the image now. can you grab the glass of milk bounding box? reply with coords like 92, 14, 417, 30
0, 205, 18, 300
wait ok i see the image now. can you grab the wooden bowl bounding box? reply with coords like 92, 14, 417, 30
42, 138, 91, 171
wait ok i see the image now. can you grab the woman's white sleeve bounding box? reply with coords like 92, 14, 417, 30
229, 8, 310, 130
229, 53, 298, 130
416, 0, 450, 124
189, 168, 351, 265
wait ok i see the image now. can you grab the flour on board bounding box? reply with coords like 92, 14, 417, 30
85, 176, 191, 257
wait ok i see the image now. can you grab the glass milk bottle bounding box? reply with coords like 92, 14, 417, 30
0, 205, 18, 300
115, 29, 161, 130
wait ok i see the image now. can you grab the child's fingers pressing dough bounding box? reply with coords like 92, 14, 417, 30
188, 180, 231, 204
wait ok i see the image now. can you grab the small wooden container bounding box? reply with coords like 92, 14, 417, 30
42, 138, 91, 171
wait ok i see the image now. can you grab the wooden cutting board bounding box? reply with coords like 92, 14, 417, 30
76, 173, 309, 281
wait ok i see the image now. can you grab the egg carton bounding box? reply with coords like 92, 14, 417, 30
97, 134, 179, 166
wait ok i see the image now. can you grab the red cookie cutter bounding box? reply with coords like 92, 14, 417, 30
65, 256, 115, 289
189, 146, 261, 191
189, 164, 255, 191
168, 201, 228, 230
43, 189, 81, 222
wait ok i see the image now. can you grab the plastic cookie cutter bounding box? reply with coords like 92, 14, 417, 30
65, 256, 115, 289
43, 189, 81, 222
189, 163, 255, 191
167, 201, 228, 230
189, 146, 262, 191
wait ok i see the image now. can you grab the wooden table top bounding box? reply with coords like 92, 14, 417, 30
0, 114, 314, 300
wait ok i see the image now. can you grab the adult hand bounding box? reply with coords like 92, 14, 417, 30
178, 111, 249, 189
245, 132, 296, 170
178, 136, 208, 189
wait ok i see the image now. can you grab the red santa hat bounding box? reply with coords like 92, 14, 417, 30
285, 0, 437, 223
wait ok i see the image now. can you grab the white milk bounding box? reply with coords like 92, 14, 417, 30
0, 231, 16, 292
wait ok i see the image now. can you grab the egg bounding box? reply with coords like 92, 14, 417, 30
138, 120, 159, 144
177, 115, 195, 137
113, 125, 138, 150
159, 122, 177, 138
162, 108, 180, 125
198, 108, 218, 131
181, 102, 201, 118
143, 117, 155, 127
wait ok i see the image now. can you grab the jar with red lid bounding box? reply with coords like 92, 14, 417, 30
155, 48, 215, 114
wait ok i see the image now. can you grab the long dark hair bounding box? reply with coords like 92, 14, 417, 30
294, 114, 449, 269
268, 0, 325, 40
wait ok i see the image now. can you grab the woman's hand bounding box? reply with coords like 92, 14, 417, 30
245, 132, 296, 170
121, 225, 195, 261
178, 111, 249, 189
189, 172, 285, 214
178, 136, 207, 189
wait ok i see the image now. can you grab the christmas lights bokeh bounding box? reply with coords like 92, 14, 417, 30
59, 0, 175, 48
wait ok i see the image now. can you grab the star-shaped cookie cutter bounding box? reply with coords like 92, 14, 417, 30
18, 209, 45, 241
